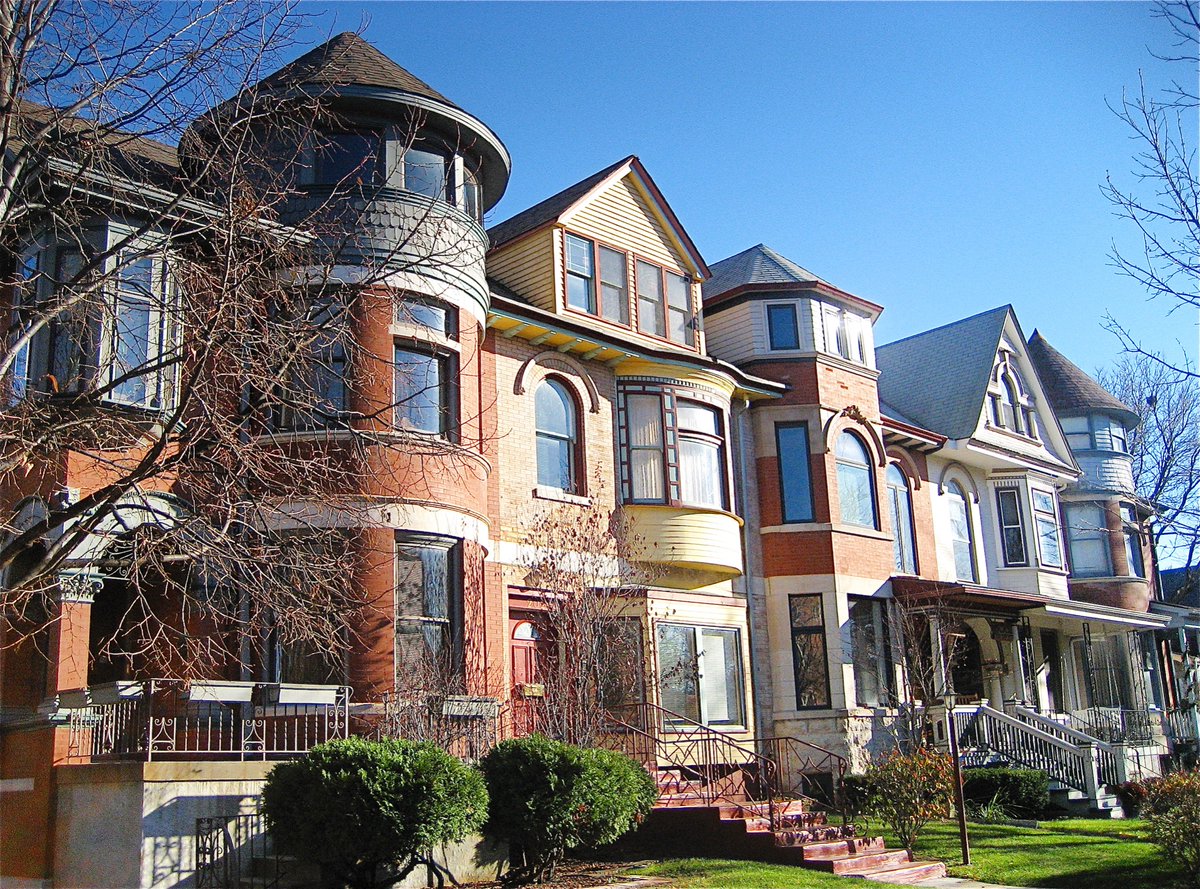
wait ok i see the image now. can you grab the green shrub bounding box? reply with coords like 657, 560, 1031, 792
1145, 769, 1200, 887
839, 773, 875, 822
261, 737, 488, 889
962, 767, 1049, 817
480, 735, 656, 883
865, 748, 955, 856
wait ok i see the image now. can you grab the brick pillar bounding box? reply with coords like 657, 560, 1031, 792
45, 573, 101, 697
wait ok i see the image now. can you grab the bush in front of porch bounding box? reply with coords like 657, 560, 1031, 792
1145, 770, 1200, 887
261, 736, 488, 889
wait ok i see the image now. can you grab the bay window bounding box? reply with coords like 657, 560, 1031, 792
279, 300, 349, 430
1121, 504, 1145, 577
395, 534, 462, 675
657, 623, 744, 727
850, 597, 895, 708
619, 385, 729, 510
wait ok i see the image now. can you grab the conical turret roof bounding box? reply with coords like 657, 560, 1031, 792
1027, 330, 1140, 428
257, 32, 458, 108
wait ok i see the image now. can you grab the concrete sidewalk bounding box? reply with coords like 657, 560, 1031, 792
915, 877, 1049, 889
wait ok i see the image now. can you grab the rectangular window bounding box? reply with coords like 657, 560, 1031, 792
282, 300, 349, 430
394, 346, 453, 436
565, 234, 595, 313
1121, 504, 1145, 577
47, 248, 90, 393
996, 488, 1028, 566
1065, 502, 1110, 577
666, 272, 693, 346
636, 260, 665, 338
677, 401, 725, 509
1032, 489, 1063, 568
767, 304, 800, 350
6, 250, 39, 402
395, 534, 462, 676
107, 253, 166, 407
402, 146, 448, 200
789, 594, 831, 710
776, 423, 814, 523
1060, 416, 1092, 450
626, 393, 665, 502
599, 246, 629, 324
657, 623, 744, 727
849, 597, 894, 708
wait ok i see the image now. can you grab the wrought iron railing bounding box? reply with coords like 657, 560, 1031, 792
755, 735, 848, 810
1067, 707, 1155, 744
63, 679, 349, 761
195, 812, 295, 889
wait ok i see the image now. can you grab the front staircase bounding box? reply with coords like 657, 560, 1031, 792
606, 704, 947, 883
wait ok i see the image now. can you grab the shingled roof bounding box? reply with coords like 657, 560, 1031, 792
486, 156, 632, 249
876, 305, 1012, 440
1027, 330, 1140, 427
702, 244, 830, 302
256, 32, 458, 107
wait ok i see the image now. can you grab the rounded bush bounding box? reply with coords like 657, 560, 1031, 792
1145, 769, 1200, 886
962, 767, 1050, 817
480, 735, 656, 883
261, 736, 488, 889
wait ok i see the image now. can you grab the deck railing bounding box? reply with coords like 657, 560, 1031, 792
953, 703, 1097, 794
63, 679, 349, 761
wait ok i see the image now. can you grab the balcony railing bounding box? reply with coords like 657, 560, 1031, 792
1165, 705, 1200, 744
62, 679, 349, 761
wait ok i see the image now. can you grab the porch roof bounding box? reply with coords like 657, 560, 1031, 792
891, 577, 1172, 629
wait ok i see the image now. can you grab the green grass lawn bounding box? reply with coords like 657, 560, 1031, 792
627, 819, 1181, 889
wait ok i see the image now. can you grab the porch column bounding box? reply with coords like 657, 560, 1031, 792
1011, 624, 1028, 706
44, 573, 101, 698
929, 614, 949, 698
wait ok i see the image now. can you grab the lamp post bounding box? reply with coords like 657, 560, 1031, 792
944, 693, 971, 866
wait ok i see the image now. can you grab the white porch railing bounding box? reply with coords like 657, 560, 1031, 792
62, 679, 350, 761
1011, 706, 1122, 785
1165, 705, 1200, 744
952, 703, 1102, 798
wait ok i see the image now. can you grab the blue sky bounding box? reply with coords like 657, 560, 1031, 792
296, 2, 1196, 373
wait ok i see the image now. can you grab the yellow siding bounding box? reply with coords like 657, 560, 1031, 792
627, 505, 744, 581
487, 228, 556, 311
568, 175, 687, 272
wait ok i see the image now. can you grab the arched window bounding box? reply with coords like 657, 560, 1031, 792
1001, 376, 1023, 433
946, 481, 977, 583
836, 432, 876, 528
535, 378, 579, 493
887, 464, 917, 574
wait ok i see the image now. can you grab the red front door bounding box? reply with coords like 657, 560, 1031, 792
510, 616, 548, 735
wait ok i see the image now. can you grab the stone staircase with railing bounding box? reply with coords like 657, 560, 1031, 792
947, 702, 1166, 816
607, 703, 947, 884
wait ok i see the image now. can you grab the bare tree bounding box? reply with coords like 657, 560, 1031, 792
1102, 0, 1199, 380
889, 588, 970, 750
0, 2, 494, 689
1098, 354, 1200, 573
515, 486, 654, 748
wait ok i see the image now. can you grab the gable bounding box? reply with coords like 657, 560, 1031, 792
563, 172, 692, 274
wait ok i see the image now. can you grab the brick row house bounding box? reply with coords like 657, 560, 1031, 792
1, 34, 1196, 888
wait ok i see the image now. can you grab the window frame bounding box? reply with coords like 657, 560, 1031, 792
394, 532, 464, 678
656, 622, 745, 728
776, 422, 816, 524
394, 295, 458, 340
946, 480, 978, 583
1064, 502, 1112, 578
849, 595, 896, 708
562, 232, 633, 326
535, 377, 582, 494
311, 128, 383, 186
676, 399, 726, 510
766, 303, 801, 351
276, 298, 351, 431
1031, 488, 1063, 569
1121, 503, 1145, 578
835, 431, 877, 529
995, 487, 1029, 567
886, 463, 917, 574
789, 594, 831, 711
393, 342, 456, 438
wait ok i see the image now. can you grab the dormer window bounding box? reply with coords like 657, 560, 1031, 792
767, 304, 800, 350
563, 231, 694, 344
988, 352, 1037, 439
820, 303, 870, 365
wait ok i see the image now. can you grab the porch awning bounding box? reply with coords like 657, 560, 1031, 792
1035, 600, 1172, 630
1150, 601, 1200, 630
891, 577, 1049, 615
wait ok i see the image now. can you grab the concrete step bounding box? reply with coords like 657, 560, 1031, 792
851, 860, 948, 883
717, 799, 807, 819
774, 824, 852, 847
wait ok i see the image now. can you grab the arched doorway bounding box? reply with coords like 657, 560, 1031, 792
510, 615, 549, 736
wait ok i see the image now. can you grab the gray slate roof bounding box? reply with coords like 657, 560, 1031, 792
486, 156, 632, 250
703, 244, 830, 302
257, 32, 458, 108
1027, 330, 1141, 427
876, 305, 1012, 440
